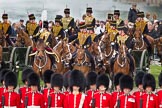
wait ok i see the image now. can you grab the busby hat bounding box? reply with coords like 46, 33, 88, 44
120, 75, 133, 91
86, 71, 97, 86
51, 73, 63, 88
2, 14, 8, 19
63, 70, 71, 89
4, 72, 17, 89
114, 10, 120, 16
28, 14, 35, 20
55, 15, 62, 22
135, 71, 145, 87
158, 72, 162, 87
143, 73, 156, 91
137, 11, 145, 18
69, 70, 85, 92
22, 67, 34, 84
86, 7, 93, 13
110, 20, 116, 27
43, 21, 49, 29
0, 69, 11, 83
64, 8, 70, 14
20, 19, 24, 22
43, 69, 54, 83
108, 14, 113, 20
27, 73, 40, 86
113, 72, 124, 87
96, 74, 109, 90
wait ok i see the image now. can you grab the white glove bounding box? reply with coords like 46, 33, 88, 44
30, 36, 33, 39
40, 28, 44, 33
65, 29, 68, 32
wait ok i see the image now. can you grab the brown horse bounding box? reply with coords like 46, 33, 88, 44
0, 30, 7, 47
15, 26, 33, 47
113, 44, 135, 76
99, 33, 114, 73
155, 37, 162, 66
72, 46, 91, 76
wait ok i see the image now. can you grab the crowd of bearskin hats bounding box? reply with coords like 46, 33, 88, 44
0, 67, 161, 108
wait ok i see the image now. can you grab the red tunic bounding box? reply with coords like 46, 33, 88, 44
49, 91, 65, 107
93, 91, 112, 108
22, 91, 44, 108
42, 88, 53, 108
64, 92, 88, 108
141, 93, 159, 108
112, 91, 124, 108
86, 89, 98, 108
133, 91, 145, 108
19, 87, 31, 103
118, 94, 136, 108
2, 91, 20, 108
0, 87, 7, 107
157, 90, 162, 108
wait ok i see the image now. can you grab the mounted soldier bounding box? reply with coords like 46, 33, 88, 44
26, 14, 39, 42
62, 8, 75, 36
1, 13, 14, 46
105, 13, 113, 33
109, 20, 118, 42
52, 15, 65, 41
85, 7, 96, 32
113, 10, 124, 27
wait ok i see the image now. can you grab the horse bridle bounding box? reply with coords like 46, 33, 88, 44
117, 45, 127, 67
133, 34, 145, 50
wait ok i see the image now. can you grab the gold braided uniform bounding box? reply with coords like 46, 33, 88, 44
52, 25, 63, 38
0, 22, 3, 30
135, 20, 147, 34
85, 15, 95, 30
39, 30, 51, 45
26, 22, 38, 36
117, 34, 129, 44
62, 17, 73, 30
90, 33, 96, 41
105, 22, 111, 33
2, 22, 10, 34
78, 32, 89, 45
109, 28, 118, 42
115, 18, 123, 27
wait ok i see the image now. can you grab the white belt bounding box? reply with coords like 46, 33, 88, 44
27, 106, 40, 108
4, 106, 16, 108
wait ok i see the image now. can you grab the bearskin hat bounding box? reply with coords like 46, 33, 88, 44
120, 75, 133, 91
143, 73, 156, 91
4, 72, 17, 89
0, 69, 11, 83
69, 70, 85, 92
113, 72, 124, 87
43, 70, 54, 83
135, 71, 145, 87
86, 7, 93, 13
2, 14, 8, 19
86, 71, 97, 86
64, 8, 70, 14
22, 67, 34, 84
51, 73, 63, 88
158, 72, 162, 87
63, 70, 71, 89
96, 74, 109, 90
27, 73, 40, 86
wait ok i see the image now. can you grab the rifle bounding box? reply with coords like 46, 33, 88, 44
2, 95, 5, 108
48, 96, 51, 108
24, 96, 28, 108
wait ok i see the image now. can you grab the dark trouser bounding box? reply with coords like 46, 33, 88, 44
143, 36, 152, 56
127, 53, 135, 74
5, 36, 14, 46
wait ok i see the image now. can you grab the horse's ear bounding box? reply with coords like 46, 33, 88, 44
75, 43, 80, 49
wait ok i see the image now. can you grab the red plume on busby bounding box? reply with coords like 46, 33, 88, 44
4, 72, 17, 89
27, 72, 40, 86
96, 74, 109, 90
69, 70, 86, 92
120, 75, 133, 91
158, 72, 162, 87
43, 69, 54, 83
135, 71, 145, 87
22, 67, 34, 84
113, 72, 124, 87
143, 73, 156, 91
51, 73, 63, 89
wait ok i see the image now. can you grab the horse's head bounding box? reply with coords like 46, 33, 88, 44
118, 44, 127, 60
76, 47, 85, 61
99, 33, 110, 50
134, 28, 143, 42
91, 42, 103, 61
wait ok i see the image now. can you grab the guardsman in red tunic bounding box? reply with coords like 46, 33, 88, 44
48, 73, 64, 107
157, 72, 162, 108
64, 70, 87, 108
141, 73, 158, 108
19, 68, 34, 107
112, 72, 124, 108
118, 75, 136, 108
86, 71, 98, 108
133, 71, 145, 108
63, 70, 71, 95
94, 74, 112, 108
42, 70, 54, 108
2, 72, 20, 108
0, 69, 10, 107
23, 72, 44, 108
